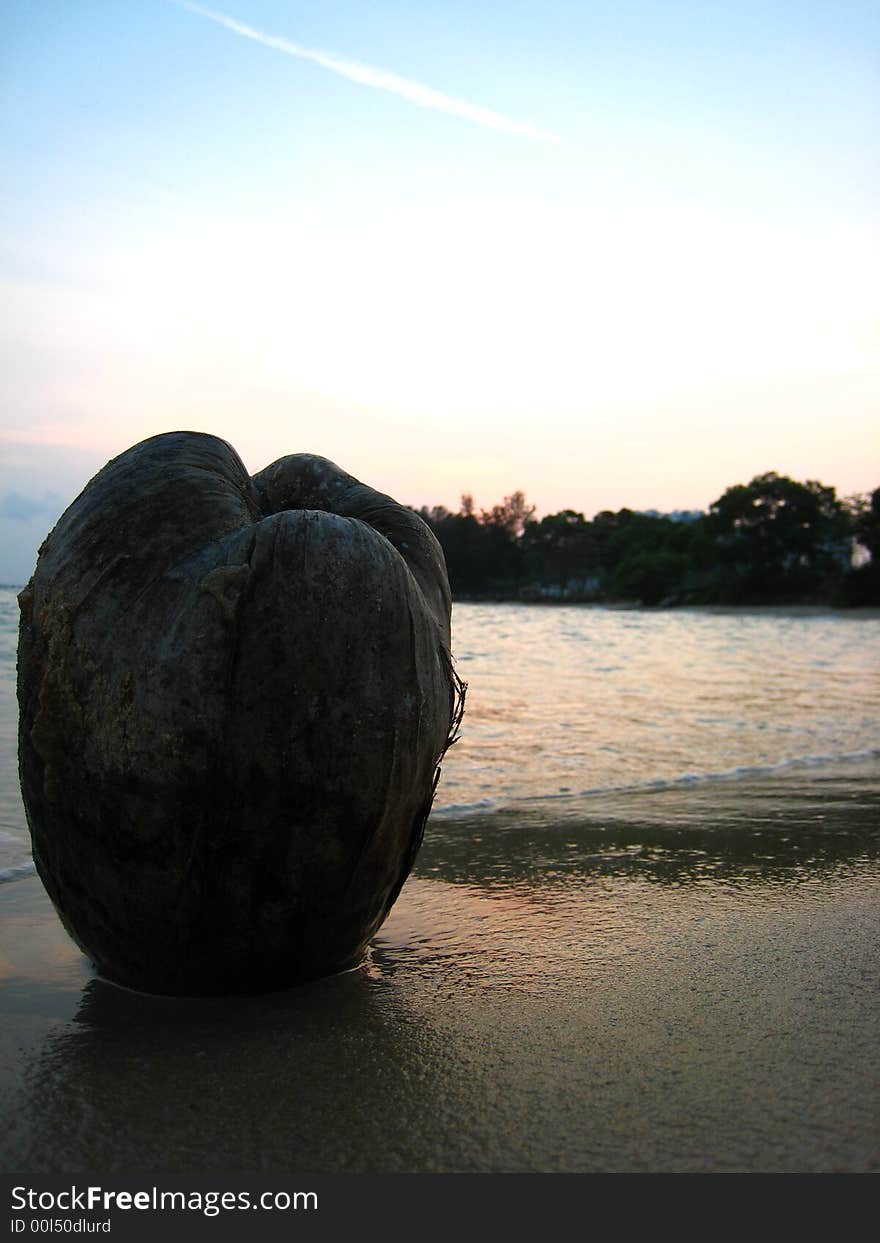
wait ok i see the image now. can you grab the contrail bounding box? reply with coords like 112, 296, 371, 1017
174, 1, 561, 143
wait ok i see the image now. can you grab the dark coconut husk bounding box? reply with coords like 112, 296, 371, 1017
17, 432, 465, 995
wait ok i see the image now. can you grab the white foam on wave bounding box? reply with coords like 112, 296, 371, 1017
430, 797, 502, 820
2, 754, 877, 858
571, 746, 880, 800
573, 747, 879, 796
0, 859, 36, 884
433, 747, 880, 822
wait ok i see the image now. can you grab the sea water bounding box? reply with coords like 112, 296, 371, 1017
2, 586, 880, 1173
436, 601, 880, 820
1, 586, 879, 876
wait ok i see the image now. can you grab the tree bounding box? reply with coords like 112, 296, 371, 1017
707, 471, 849, 601
521, 510, 597, 595
480, 491, 536, 539
847, 488, 880, 562
835, 488, 880, 606
416, 472, 866, 604
613, 548, 690, 606
415, 490, 534, 596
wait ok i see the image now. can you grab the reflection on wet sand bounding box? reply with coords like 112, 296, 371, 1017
2, 775, 878, 1173
419, 765, 880, 892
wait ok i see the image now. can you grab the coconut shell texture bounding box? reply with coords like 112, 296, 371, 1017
17, 432, 462, 994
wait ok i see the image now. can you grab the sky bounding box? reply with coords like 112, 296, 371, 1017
1, 0, 878, 582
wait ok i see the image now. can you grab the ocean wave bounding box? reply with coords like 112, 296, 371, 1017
2, 750, 877, 871
0, 859, 36, 884
430, 797, 501, 820
568, 746, 880, 798
431, 747, 880, 821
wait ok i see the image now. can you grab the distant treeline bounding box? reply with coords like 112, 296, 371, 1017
413, 473, 880, 607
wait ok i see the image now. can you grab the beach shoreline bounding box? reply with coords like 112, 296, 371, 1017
453, 598, 880, 619
2, 766, 878, 1175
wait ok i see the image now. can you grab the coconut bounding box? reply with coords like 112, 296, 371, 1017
17, 432, 464, 994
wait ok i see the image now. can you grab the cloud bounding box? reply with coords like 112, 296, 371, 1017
175, 1, 561, 143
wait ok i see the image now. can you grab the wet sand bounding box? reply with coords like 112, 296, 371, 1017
1, 767, 879, 1174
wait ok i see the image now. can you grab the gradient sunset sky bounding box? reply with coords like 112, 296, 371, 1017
2, 0, 878, 582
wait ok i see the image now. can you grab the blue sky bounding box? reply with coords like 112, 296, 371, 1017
2, 0, 878, 581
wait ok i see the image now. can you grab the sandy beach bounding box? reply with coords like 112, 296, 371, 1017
2, 764, 878, 1175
